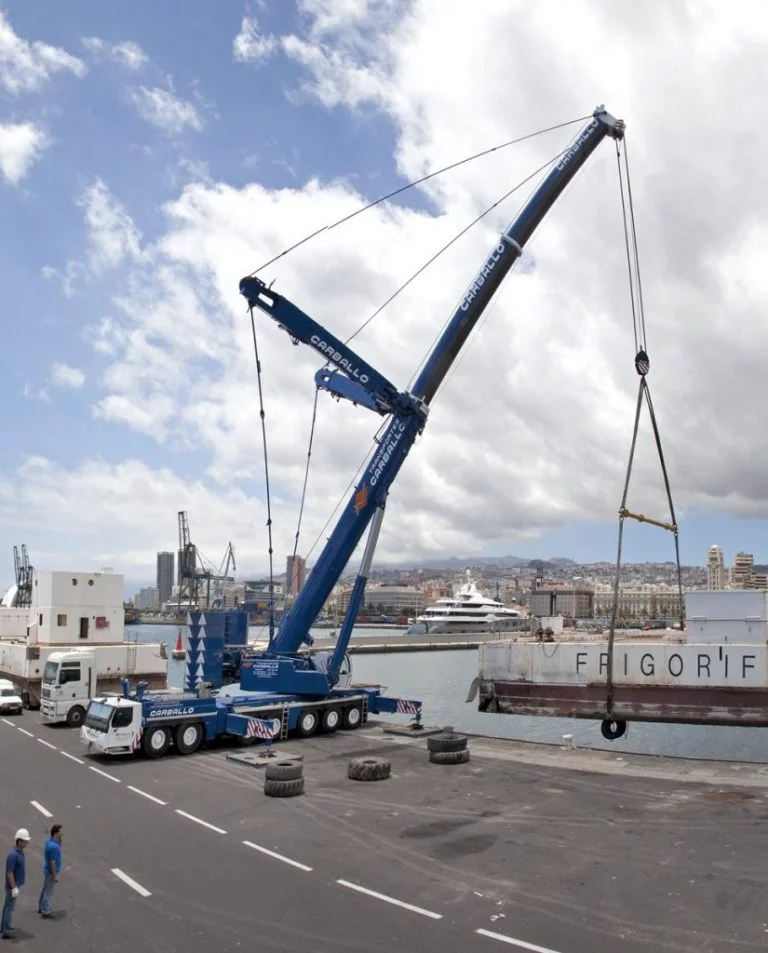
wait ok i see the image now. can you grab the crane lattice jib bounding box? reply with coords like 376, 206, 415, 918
240, 106, 624, 663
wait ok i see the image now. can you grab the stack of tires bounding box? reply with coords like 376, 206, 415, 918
427, 730, 469, 765
263, 758, 305, 797
347, 756, 391, 782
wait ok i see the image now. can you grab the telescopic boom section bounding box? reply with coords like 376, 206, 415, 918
240, 105, 624, 659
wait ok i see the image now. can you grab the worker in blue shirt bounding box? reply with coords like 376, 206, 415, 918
2, 828, 30, 939
38, 825, 62, 918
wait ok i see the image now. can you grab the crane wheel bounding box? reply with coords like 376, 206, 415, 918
341, 705, 363, 730
143, 725, 171, 759
429, 748, 470, 766
264, 777, 305, 798
175, 722, 203, 755
347, 756, 391, 782
320, 707, 341, 733
265, 760, 304, 782
296, 709, 319, 737
600, 719, 627, 741
427, 731, 467, 753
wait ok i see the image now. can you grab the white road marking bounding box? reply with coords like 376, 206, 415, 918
476, 928, 563, 952
336, 880, 442, 919
111, 868, 151, 898
89, 766, 121, 783
242, 840, 313, 872
175, 809, 226, 834
60, 751, 84, 765
17, 728, 34, 737
128, 785, 167, 806
1, 719, 16, 727
30, 801, 52, 818
37, 738, 57, 750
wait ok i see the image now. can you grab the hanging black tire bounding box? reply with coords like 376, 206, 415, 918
341, 705, 363, 730
142, 725, 171, 759
175, 722, 203, 755
320, 707, 341, 733
347, 757, 391, 782
429, 748, 470, 766
296, 708, 319, 737
427, 731, 467, 753
600, 718, 627, 741
66, 705, 86, 728
265, 759, 304, 782
264, 777, 305, 798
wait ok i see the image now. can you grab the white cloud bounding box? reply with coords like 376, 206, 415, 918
41, 260, 86, 298
82, 37, 148, 70
17, 0, 768, 575
0, 122, 48, 184
0, 11, 86, 93
78, 179, 143, 270
233, 17, 277, 65
127, 86, 204, 134
50, 363, 86, 389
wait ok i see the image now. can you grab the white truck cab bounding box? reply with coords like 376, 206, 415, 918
0, 679, 23, 716
81, 695, 143, 754
40, 650, 96, 727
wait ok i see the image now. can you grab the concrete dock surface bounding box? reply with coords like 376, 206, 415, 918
0, 713, 765, 952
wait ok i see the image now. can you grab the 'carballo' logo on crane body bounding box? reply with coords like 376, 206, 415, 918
310, 335, 369, 384
459, 243, 507, 312
555, 117, 599, 172
369, 422, 407, 488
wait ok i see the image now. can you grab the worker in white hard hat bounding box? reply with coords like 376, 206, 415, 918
1, 828, 30, 939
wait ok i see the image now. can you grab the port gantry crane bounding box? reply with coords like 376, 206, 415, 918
238, 106, 625, 698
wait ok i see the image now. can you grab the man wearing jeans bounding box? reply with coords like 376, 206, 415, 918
2, 829, 29, 939
38, 825, 62, 918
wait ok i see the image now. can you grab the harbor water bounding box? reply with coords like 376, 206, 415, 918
129, 623, 768, 764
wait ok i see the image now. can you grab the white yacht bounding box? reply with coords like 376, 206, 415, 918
406, 571, 529, 636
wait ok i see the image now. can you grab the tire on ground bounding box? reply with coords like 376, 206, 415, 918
427, 731, 468, 753
265, 759, 304, 782
600, 718, 627, 741
347, 756, 391, 782
429, 748, 470, 765
264, 777, 305, 798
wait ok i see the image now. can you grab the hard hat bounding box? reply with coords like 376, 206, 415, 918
14, 829, 30, 842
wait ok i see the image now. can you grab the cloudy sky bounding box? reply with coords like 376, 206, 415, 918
1, 0, 767, 594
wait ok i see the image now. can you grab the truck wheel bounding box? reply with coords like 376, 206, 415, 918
175, 722, 203, 755
320, 707, 341, 733
600, 719, 627, 741
296, 709, 318, 737
427, 731, 467, 753
429, 748, 470, 765
341, 705, 362, 730
264, 777, 305, 798
66, 705, 86, 728
347, 757, 391, 782
265, 760, 304, 782
143, 725, 171, 759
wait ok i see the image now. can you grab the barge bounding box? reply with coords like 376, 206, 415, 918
472, 589, 768, 738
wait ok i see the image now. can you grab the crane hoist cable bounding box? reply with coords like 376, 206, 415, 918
604, 138, 684, 726
249, 307, 277, 647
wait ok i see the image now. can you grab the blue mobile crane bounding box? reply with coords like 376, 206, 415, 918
80, 106, 624, 759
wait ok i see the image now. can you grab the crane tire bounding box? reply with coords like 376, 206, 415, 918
341, 705, 363, 730
175, 722, 203, 755
296, 708, 319, 737
600, 718, 627, 741
264, 777, 305, 798
427, 731, 467, 753
429, 748, 470, 766
265, 760, 304, 782
143, 725, 171, 759
347, 756, 391, 782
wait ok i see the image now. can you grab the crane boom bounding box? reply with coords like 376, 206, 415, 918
239, 105, 624, 691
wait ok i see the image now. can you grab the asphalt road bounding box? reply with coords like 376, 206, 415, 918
1, 713, 766, 952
